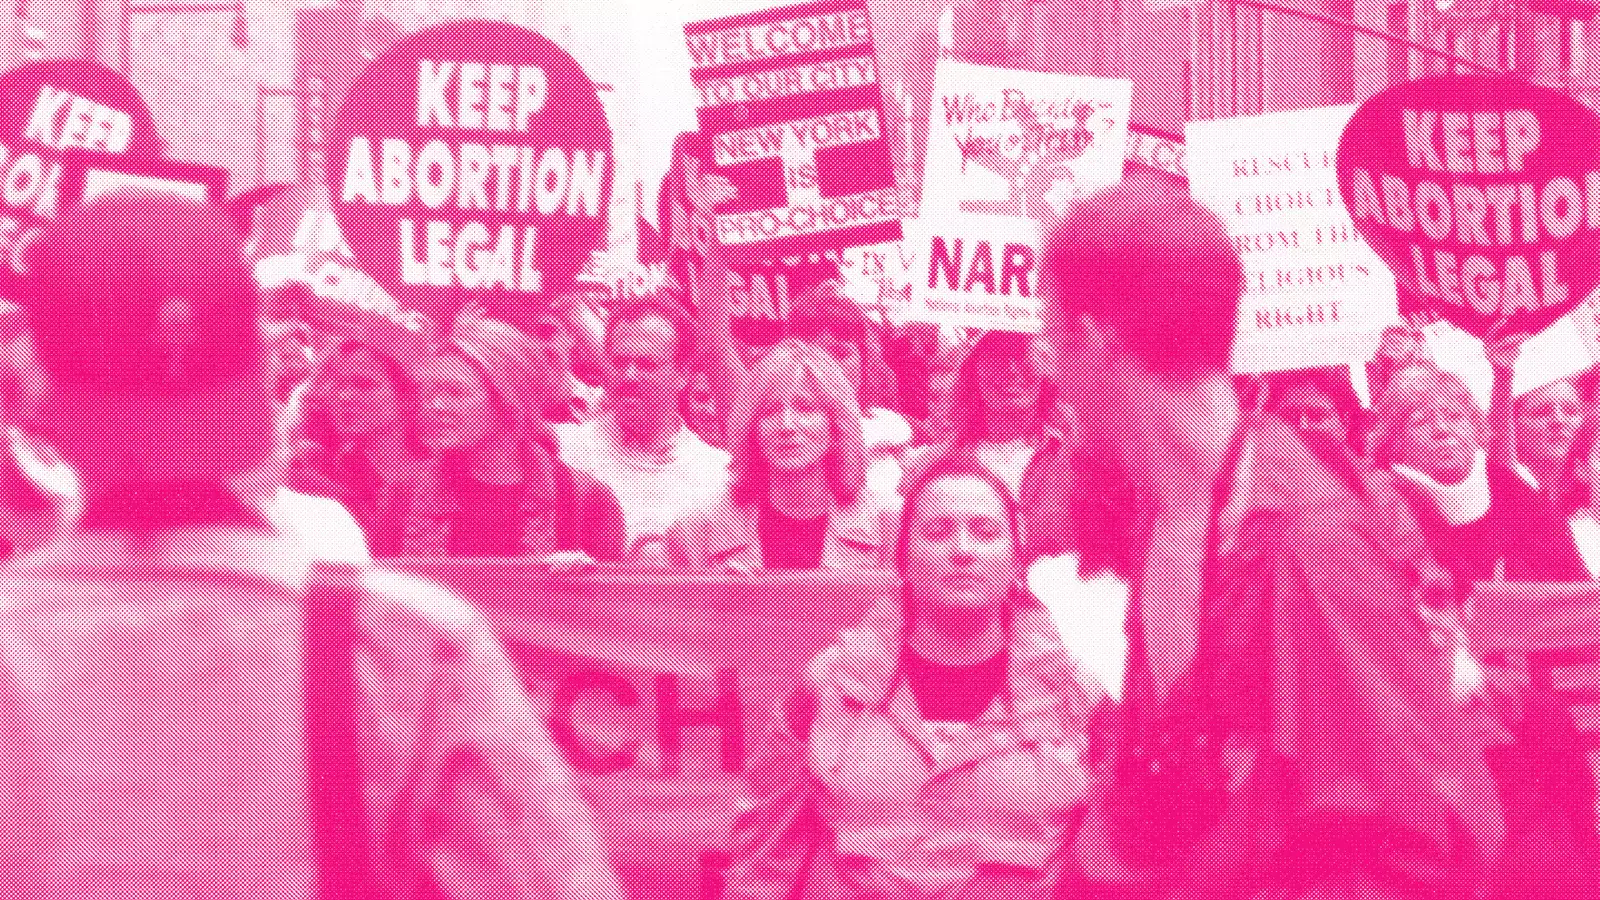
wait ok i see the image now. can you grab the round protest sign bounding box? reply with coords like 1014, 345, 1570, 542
1337, 75, 1600, 337
328, 19, 613, 323
0, 59, 159, 286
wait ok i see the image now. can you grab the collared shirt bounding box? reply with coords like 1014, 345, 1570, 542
556, 413, 731, 551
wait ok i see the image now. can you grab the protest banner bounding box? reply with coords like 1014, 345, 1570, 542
1188, 105, 1398, 374
391, 561, 896, 900
251, 182, 429, 333
685, 0, 903, 266
328, 19, 614, 324
903, 59, 1130, 333
0, 59, 159, 285
1337, 75, 1600, 338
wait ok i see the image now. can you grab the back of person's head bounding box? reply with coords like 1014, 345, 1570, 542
1043, 173, 1242, 378
441, 316, 560, 458
25, 192, 275, 483
947, 329, 1062, 442
1368, 363, 1485, 468
727, 337, 867, 504
605, 292, 697, 370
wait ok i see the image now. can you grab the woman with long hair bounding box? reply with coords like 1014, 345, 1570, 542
789, 283, 913, 498
290, 338, 426, 556
722, 450, 1105, 900
667, 339, 899, 571
906, 330, 1073, 558
406, 317, 625, 562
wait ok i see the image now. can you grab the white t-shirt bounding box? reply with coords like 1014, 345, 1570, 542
260, 487, 371, 564
557, 416, 732, 550
863, 407, 912, 498
1571, 513, 1600, 580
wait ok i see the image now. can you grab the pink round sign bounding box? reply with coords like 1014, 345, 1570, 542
0, 59, 159, 287
327, 19, 613, 322
1338, 75, 1600, 337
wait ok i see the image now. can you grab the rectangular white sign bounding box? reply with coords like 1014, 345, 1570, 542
1187, 104, 1399, 374
921, 59, 1131, 221
910, 60, 1129, 331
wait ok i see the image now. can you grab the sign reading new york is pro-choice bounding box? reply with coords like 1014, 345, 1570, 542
685, 0, 902, 267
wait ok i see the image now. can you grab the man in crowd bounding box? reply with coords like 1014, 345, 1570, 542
0, 193, 624, 900
558, 293, 731, 558
1040, 174, 1505, 900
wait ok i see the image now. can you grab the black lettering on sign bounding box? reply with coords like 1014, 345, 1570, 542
657, 669, 745, 776
549, 672, 642, 775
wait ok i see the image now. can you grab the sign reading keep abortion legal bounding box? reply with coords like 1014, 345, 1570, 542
685, 0, 903, 266
1337, 75, 1600, 337
0, 59, 159, 283
328, 20, 613, 323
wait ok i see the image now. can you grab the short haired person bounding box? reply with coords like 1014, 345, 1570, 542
0, 194, 623, 899
1512, 376, 1584, 496
556, 294, 732, 559
1263, 366, 1364, 458
1040, 175, 1504, 899
667, 339, 899, 571
1370, 364, 1587, 587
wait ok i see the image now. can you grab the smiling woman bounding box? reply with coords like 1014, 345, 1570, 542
1372, 363, 1586, 588
666, 339, 900, 572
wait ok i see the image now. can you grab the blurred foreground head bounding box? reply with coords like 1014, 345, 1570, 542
1041, 174, 1243, 435
24, 193, 276, 486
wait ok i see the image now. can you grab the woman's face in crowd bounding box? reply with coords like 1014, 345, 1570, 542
415, 354, 502, 453
684, 371, 718, 438
757, 371, 833, 474
1395, 398, 1479, 484
1273, 383, 1347, 448
327, 348, 402, 442
976, 346, 1045, 417
1516, 380, 1583, 470
905, 475, 1016, 613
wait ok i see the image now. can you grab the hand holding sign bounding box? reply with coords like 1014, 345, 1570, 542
1338, 76, 1600, 338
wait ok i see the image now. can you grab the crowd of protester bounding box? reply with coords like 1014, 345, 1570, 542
0, 176, 1591, 898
